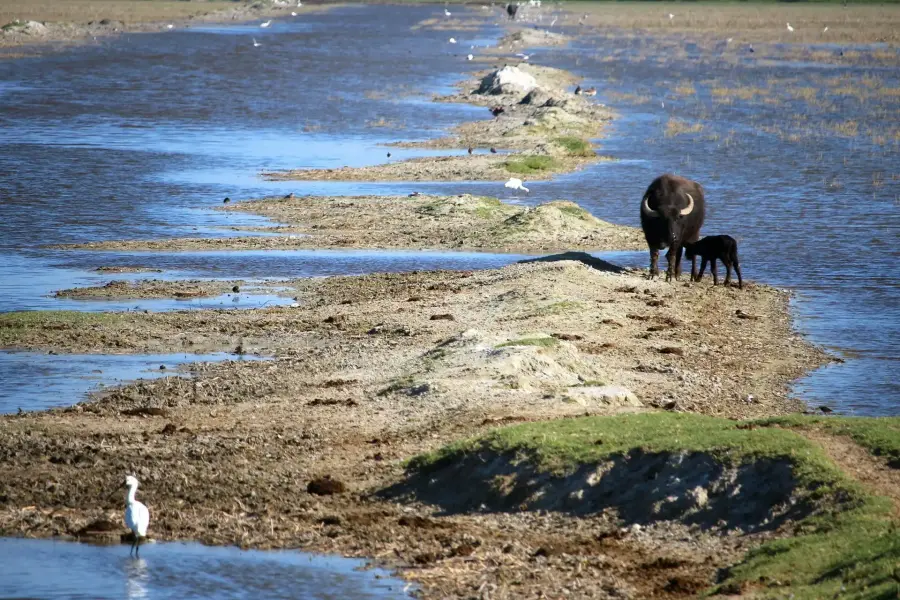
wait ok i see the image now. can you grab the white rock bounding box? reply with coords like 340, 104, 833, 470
477, 65, 537, 95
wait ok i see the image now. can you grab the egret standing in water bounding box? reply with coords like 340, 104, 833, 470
505, 177, 529, 193
124, 475, 150, 557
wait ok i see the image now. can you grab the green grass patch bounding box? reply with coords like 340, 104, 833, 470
408, 413, 900, 600
496, 336, 559, 349
552, 202, 592, 220
553, 136, 595, 157
503, 155, 559, 175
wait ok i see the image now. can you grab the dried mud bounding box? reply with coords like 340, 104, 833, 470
54, 279, 254, 301
56, 194, 644, 254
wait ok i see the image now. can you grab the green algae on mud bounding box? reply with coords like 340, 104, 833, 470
404, 412, 900, 599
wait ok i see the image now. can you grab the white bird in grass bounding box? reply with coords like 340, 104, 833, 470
505, 177, 529, 193
823, 26, 829, 33
260, 20, 272, 28
786, 22, 794, 32
252, 37, 262, 47
124, 475, 150, 558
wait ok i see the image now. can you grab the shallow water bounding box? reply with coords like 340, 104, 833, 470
0, 538, 410, 599
0, 5, 896, 419
0, 352, 263, 414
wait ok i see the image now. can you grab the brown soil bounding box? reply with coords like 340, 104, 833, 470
0, 258, 827, 598
0, 1, 334, 54
53, 194, 645, 254
54, 279, 254, 301
797, 430, 900, 517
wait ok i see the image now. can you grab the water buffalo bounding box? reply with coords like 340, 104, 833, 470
639, 174, 706, 281
683, 235, 743, 289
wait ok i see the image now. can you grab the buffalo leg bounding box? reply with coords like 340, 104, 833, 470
666, 246, 681, 282
724, 260, 733, 287
733, 258, 743, 289
649, 249, 660, 279
711, 259, 719, 285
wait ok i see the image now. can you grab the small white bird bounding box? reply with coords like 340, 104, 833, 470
297, 0, 302, 5
668, 13, 674, 20
786, 22, 794, 32
252, 37, 262, 47
823, 26, 829, 33
550, 16, 557, 27
516, 52, 530, 60
291, 11, 297, 16
505, 177, 529, 193
123, 475, 150, 557
467, 54, 474, 61
726, 37, 733, 43
449, 37, 457, 44
444, 8, 452, 17
166, 24, 174, 30
260, 20, 272, 28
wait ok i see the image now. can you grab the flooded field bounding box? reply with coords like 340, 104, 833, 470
0, 538, 410, 599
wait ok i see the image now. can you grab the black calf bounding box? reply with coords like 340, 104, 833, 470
683, 235, 743, 289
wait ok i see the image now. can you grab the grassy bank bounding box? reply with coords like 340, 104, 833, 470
407, 412, 900, 599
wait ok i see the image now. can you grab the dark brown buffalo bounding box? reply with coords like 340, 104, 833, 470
639, 174, 706, 281
683, 235, 743, 289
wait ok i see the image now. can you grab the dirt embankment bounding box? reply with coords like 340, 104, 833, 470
267, 62, 615, 183
55, 194, 644, 254
0, 258, 830, 597
0, 0, 332, 55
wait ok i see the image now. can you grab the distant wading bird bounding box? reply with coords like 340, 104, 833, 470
505, 177, 529, 193
124, 475, 150, 557
260, 20, 272, 28
786, 22, 794, 32
252, 38, 261, 47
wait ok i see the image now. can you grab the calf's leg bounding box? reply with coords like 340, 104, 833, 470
711, 259, 719, 285
696, 258, 708, 282
724, 260, 732, 286
733, 257, 743, 289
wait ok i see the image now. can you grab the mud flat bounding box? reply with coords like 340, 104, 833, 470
54, 279, 254, 301
54, 194, 645, 254
0, 0, 332, 55
267, 63, 616, 183
0, 254, 854, 598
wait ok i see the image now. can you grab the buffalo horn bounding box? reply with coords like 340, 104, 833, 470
680, 193, 694, 216
641, 195, 659, 217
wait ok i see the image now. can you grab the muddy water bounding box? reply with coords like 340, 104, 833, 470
0, 538, 410, 599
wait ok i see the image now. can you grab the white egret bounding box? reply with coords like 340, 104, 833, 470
515, 52, 530, 60
252, 38, 262, 47
467, 54, 474, 61
786, 22, 794, 32
444, 8, 452, 16
165, 24, 174, 30
124, 475, 150, 558
550, 16, 557, 27
823, 26, 829, 33
668, 13, 674, 20
291, 11, 297, 16
260, 20, 272, 28
449, 37, 457, 44
505, 177, 529, 193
